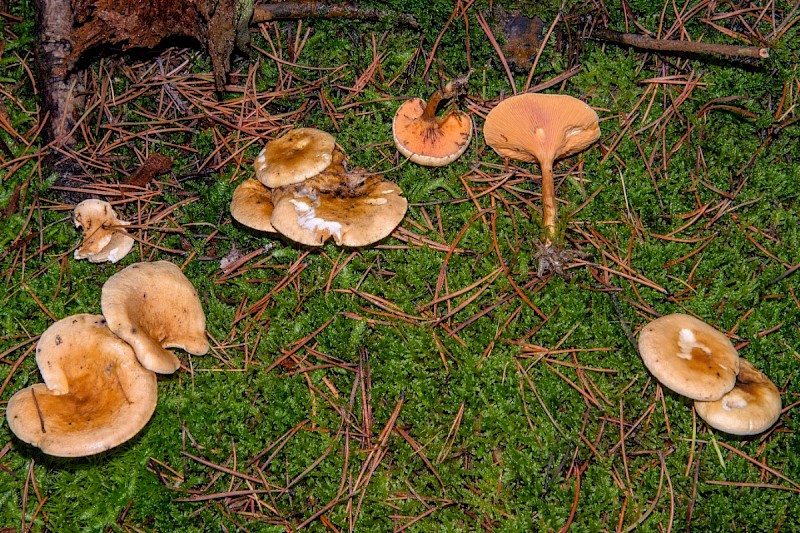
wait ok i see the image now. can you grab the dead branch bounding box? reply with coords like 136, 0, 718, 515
591, 28, 769, 60
252, 1, 418, 28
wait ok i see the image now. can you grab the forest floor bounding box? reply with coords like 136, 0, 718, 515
1, 0, 800, 531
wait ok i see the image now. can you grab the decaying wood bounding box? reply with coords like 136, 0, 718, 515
34, 0, 82, 147
591, 28, 769, 60
252, 0, 418, 28
68, 0, 251, 91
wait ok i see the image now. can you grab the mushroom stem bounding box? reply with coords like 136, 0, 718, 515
420, 90, 446, 122
539, 158, 557, 244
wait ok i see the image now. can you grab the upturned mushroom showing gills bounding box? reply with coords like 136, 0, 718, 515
695, 359, 782, 436
253, 127, 337, 188
638, 313, 740, 401
483, 93, 600, 275
101, 261, 209, 374
73, 199, 135, 263
271, 169, 408, 247
392, 75, 473, 167
6, 314, 158, 457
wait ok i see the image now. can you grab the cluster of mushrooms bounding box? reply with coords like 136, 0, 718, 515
6, 261, 209, 457
231, 128, 408, 247
638, 313, 782, 435
5, 82, 782, 461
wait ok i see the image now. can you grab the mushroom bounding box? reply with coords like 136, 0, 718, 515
483, 93, 599, 275
73, 199, 135, 263
638, 313, 740, 401
695, 359, 782, 435
6, 314, 157, 457
230, 178, 278, 233
101, 261, 209, 374
392, 75, 473, 167
270, 170, 408, 247
253, 127, 337, 188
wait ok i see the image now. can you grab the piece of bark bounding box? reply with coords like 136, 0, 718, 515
591, 28, 769, 60
68, 0, 247, 91
122, 154, 174, 187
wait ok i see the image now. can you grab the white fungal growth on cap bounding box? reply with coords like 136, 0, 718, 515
364, 198, 388, 205
290, 200, 343, 242
676, 328, 712, 360
722, 393, 749, 411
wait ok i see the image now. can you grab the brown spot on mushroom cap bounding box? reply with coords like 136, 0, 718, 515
230, 178, 277, 232
695, 359, 782, 435
101, 261, 209, 374
271, 170, 408, 247
73, 199, 135, 264
6, 314, 157, 457
254, 128, 336, 188
638, 313, 740, 401
483, 93, 600, 165
392, 98, 473, 167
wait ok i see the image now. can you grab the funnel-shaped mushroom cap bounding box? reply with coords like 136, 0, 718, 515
6, 314, 157, 457
73, 199, 135, 264
101, 261, 209, 374
231, 178, 277, 232
483, 93, 600, 165
271, 171, 408, 247
638, 313, 740, 401
695, 359, 782, 435
392, 99, 473, 167
254, 128, 336, 188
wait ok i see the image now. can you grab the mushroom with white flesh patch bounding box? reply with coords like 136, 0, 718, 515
695, 359, 782, 435
253, 127, 337, 188
483, 93, 600, 275
270, 170, 408, 247
638, 313, 740, 401
392, 75, 473, 167
6, 314, 158, 457
101, 261, 209, 374
73, 199, 135, 263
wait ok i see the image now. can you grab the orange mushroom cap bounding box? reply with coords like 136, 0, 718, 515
392, 98, 473, 167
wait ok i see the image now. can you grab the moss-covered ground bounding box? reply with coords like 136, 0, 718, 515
1, 0, 799, 530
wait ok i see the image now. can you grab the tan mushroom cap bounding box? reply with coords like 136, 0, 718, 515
254, 128, 336, 188
73, 199, 135, 263
231, 178, 277, 232
638, 313, 740, 401
695, 359, 782, 435
392, 98, 473, 167
271, 171, 408, 247
483, 93, 600, 165
6, 314, 157, 457
101, 261, 209, 374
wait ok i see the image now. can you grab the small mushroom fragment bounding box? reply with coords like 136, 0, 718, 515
253, 128, 337, 188
101, 261, 209, 374
73, 199, 135, 263
638, 313, 740, 401
271, 170, 408, 247
6, 314, 158, 457
483, 93, 599, 274
392, 75, 473, 167
695, 359, 782, 436
231, 178, 278, 233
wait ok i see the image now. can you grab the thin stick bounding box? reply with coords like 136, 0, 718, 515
591, 28, 769, 59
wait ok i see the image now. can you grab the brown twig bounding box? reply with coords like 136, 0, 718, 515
591, 28, 769, 59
